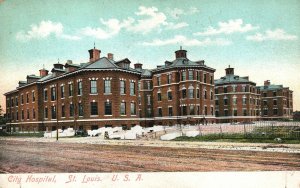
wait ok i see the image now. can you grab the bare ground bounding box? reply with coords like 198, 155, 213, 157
0, 138, 300, 173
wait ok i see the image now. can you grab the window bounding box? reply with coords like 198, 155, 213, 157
197, 106, 200, 115
211, 107, 214, 115
51, 106, 56, 119
224, 109, 228, 116
181, 71, 186, 81
224, 98, 228, 105
189, 88, 194, 98
120, 102, 126, 115
90, 80, 97, 94
196, 89, 200, 98
131, 102, 136, 115
263, 92, 267, 97
157, 76, 161, 86
243, 109, 247, 116
21, 110, 24, 120
168, 91, 172, 100
233, 97, 237, 105
188, 71, 193, 80
167, 74, 171, 84
138, 95, 141, 105
69, 83, 73, 96
51, 87, 56, 101
147, 108, 152, 117
78, 103, 83, 116
33, 109, 35, 119
130, 82, 135, 95
16, 97, 18, 106
69, 104, 74, 117
16, 111, 18, 121
21, 94, 24, 104
215, 99, 219, 106
224, 87, 227, 93
147, 81, 151, 90
215, 110, 219, 117
273, 108, 278, 115
27, 109, 29, 119
232, 86, 237, 92
242, 86, 246, 92
104, 80, 111, 94
105, 101, 112, 115
215, 88, 218, 94
90, 102, 98, 115
273, 91, 277, 96
11, 98, 14, 107
44, 107, 48, 119
210, 75, 213, 84
147, 95, 151, 105
157, 93, 162, 101
32, 91, 35, 102
120, 80, 126, 94
61, 85, 64, 98
204, 90, 207, 99
78, 81, 83, 95
234, 109, 237, 116
61, 105, 65, 117
204, 106, 207, 115
210, 91, 213, 100
263, 100, 267, 106
196, 71, 200, 80
182, 89, 186, 99
182, 106, 187, 116
190, 105, 195, 115
158, 108, 162, 117
242, 98, 246, 105
203, 73, 206, 83
168, 107, 173, 116
273, 100, 277, 106
26, 93, 29, 103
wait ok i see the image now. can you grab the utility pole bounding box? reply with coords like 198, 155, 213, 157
56, 83, 59, 141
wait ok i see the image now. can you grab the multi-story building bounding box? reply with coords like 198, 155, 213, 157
214, 66, 261, 123
4, 47, 216, 132
257, 80, 293, 120
145, 47, 216, 126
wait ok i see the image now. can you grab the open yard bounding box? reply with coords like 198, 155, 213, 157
0, 137, 300, 173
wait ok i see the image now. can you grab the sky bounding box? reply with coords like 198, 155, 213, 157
0, 0, 299, 112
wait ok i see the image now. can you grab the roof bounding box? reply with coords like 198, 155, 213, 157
141, 69, 152, 77
215, 74, 255, 85
257, 84, 284, 91
83, 57, 118, 69
26, 75, 41, 79
153, 57, 214, 72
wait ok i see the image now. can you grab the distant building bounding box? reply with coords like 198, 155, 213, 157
257, 80, 293, 120
293, 111, 300, 121
214, 66, 261, 123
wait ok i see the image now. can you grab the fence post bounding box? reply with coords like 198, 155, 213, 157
243, 123, 246, 138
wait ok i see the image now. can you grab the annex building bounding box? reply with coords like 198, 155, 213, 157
4, 47, 216, 132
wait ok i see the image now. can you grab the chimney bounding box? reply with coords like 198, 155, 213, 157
88, 46, 101, 62
107, 53, 114, 60
264, 80, 270, 86
225, 65, 234, 75
134, 62, 143, 70
175, 46, 187, 59
39, 68, 49, 77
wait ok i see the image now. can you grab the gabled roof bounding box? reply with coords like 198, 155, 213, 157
81, 57, 118, 69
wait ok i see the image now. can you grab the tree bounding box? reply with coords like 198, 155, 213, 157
0, 105, 6, 124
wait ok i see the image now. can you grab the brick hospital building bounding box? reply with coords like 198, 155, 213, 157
4, 47, 216, 131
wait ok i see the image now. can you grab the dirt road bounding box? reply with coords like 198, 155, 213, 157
0, 138, 299, 173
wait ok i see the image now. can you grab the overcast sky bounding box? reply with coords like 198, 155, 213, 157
0, 0, 299, 111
